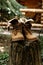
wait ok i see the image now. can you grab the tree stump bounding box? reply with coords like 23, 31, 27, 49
11, 40, 41, 65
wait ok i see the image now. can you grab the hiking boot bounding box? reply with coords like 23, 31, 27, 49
12, 23, 24, 41
22, 24, 38, 41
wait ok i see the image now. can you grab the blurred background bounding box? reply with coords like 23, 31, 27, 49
0, 0, 43, 65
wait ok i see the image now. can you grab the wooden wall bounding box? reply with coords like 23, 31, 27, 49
17, 0, 42, 8
17, 0, 42, 23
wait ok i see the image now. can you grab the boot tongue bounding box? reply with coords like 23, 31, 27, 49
23, 24, 32, 34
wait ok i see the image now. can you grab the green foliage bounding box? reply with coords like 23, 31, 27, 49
0, 0, 26, 21
0, 52, 9, 65
39, 36, 43, 60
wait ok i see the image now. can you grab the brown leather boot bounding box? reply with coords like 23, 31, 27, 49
12, 23, 24, 41
23, 24, 38, 41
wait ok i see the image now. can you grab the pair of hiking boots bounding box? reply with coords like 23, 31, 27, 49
9, 19, 38, 41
